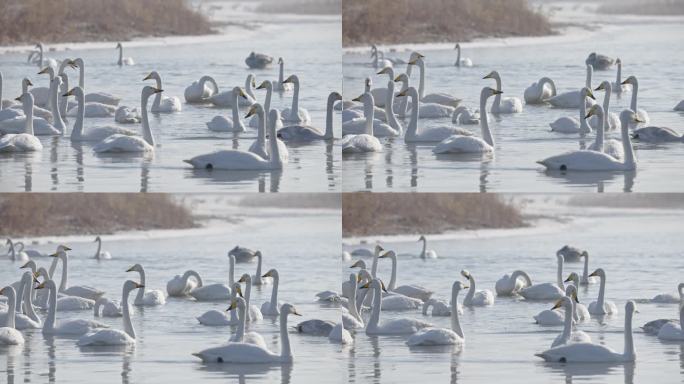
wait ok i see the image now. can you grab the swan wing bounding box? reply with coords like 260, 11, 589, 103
341, 134, 382, 153
0, 134, 43, 152
536, 343, 620, 363
184, 150, 271, 170
433, 135, 492, 154
406, 327, 463, 346
77, 329, 134, 346
193, 342, 277, 364
93, 134, 152, 153
538, 150, 625, 171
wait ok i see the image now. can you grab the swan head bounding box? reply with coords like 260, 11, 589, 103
262, 269, 278, 279
580, 87, 595, 100
482, 71, 500, 81
594, 80, 611, 92
37, 67, 51, 76
350, 260, 366, 269
625, 300, 638, 314
481, 87, 502, 99
226, 296, 246, 312
49, 249, 68, 259
94, 236, 101, 242
377, 66, 393, 76
454, 43, 461, 49
233, 283, 243, 298
123, 280, 144, 293
328, 91, 342, 103
621, 75, 637, 86
14, 93, 35, 109
233, 86, 247, 100
116, 42, 123, 49
418, 235, 426, 241
378, 250, 395, 259
238, 273, 251, 284
283, 75, 298, 85
0, 286, 15, 300
55, 244, 71, 251
35, 279, 56, 291
22, 78, 33, 89
20, 260, 36, 270
619, 109, 643, 124
142, 72, 160, 82
256, 80, 270, 90
278, 57, 283, 64
552, 296, 572, 310
281, 303, 302, 317
564, 272, 580, 285
142, 86, 163, 100
452, 281, 468, 293
460, 269, 473, 280
564, 284, 579, 301
588, 268, 605, 279
409, 51, 424, 62
63, 87, 83, 98
126, 264, 143, 273
246, 74, 256, 87
584, 104, 603, 120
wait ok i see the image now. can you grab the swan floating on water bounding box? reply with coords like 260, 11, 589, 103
460, 270, 494, 306
409, 55, 462, 107
536, 301, 637, 363
0, 94, 43, 153
272, 58, 294, 92
228, 245, 257, 263
143, 71, 181, 113
621, 76, 649, 126
50, 248, 105, 301
245, 52, 273, 69
549, 87, 595, 134
399, 87, 471, 143
534, 285, 584, 326
547, 65, 596, 109
114, 106, 140, 124
417, 235, 437, 259
587, 268, 618, 315
589, 81, 620, 131
280, 75, 311, 124
454, 43, 473, 67
260, 269, 282, 316
519, 254, 565, 301
341, 93, 384, 153
549, 296, 591, 348
0, 287, 24, 345
126, 264, 166, 306
0, 272, 41, 329
166, 270, 203, 297
278, 92, 341, 141
342, 273, 364, 330
585, 52, 614, 70
562, 275, 591, 320
210, 75, 256, 108
93, 297, 124, 318
329, 323, 353, 344
184, 75, 219, 103
407, 281, 468, 347
197, 283, 241, 326
343, 90, 397, 137
93, 236, 112, 259
432, 87, 500, 154
77, 280, 143, 346
483, 71, 522, 113
364, 279, 432, 335
650, 283, 684, 304
380, 250, 433, 301
631, 125, 683, 143
495, 270, 532, 296
612, 58, 628, 93
249, 80, 283, 130
539, 109, 640, 172
0, 91, 59, 137
116, 43, 135, 66
227, 296, 266, 347
72, 58, 121, 106
248, 103, 289, 162
206, 87, 248, 132
524, 77, 556, 104
37, 279, 108, 336
237, 274, 263, 322
586, 104, 624, 161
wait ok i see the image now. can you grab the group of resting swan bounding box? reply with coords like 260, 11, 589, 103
1, 47, 341, 172
1, 240, 346, 365
342, 47, 684, 172
337, 240, 683, 363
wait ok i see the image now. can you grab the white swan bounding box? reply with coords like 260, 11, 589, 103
260, 269, 282, 316
116, 43, 134, 66
77, 280, 142, 346
380, 250, 433, 302
0, 272, 41, 330
495, 270, 532, 296
114, 106, 140, 124
370, 46, 393, 69
65, 87, 136, 143
279, 75, 311, 124
93, 236, 112, 259
550, 296, 591, 348
143, 71, 181, 113
364, 279, 432, 335
538, 109, 640, 172
586, 52, 614, 70
166, 270, 203, 297
549, 87, 595, 134
92, 86, 161, 153
631, 126, 683, 143
193, 303, 300, 364
536, 301, 637, 363
185, 75, 219, 103
657, 303, 684, 341
590, 81, 620, 131
534, 285, 582, 326
228, 245, 258, 263
297, 318, 335, 336
452, 105, 480, 125
587, 268, 618, 315
563, 274, 591, 320
185, 110, 285, 170
483, 71, 522, 113
556, 245, 586, 262
621, 76, 649, 126
399, 87, 472, 143
6, 239, 40, 260
227, 296, 266, 347
586, 105, 624, 161
341, 98, 384, 153
460, 270, 494, 306
210, 75, 256, 108
0, 94, 45, 153
418, 235, 437, 259
342, 273, 364, 330
32, 43, 58, 70
409, 56, 461, 107
278, 92, 341, 141
249, 80, 283, 130
50, 248, 105, 301
237, 274, 263, 322
343, 91, 397, 137
206, 87, 248, 132
612, 58, 628, 93
272, 58, 294, 92
126, 264, 166, 306
197, 283, 241, 326
370, 67, 394, 108
93, 297, 123, 318
247, 103, 289, 162
37, 279, 108, 336
33, 266, 94, 311
454, 43, 472, 67
519, 254, 565, 301
188, 272, 231, 302
524, 77, 557, 104
48, 77, 67, 133
347, 77, 387, 122
432, 87, 500, 154
408, 282, 467, 347
30, 66, 55, 108
0, 287, 24, 345
650, 283, 684, 304
548, 65, 596, 109
71, 58, 120, 106
329, 323, 353, 344
422, 296, 463, 317
251, 251, 272, 285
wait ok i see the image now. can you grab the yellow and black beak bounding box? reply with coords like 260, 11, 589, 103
14, 95, 22, 101
135, 283, 145, 289
551, 299, 563, 310
351, 95, 362, 102
226, 299, 238, 312
38, 67, 49, 75
262, 271, 272, 278
236, 286, 243, 298
587, 90, 595, 100
154, 88, 163, 94
292, 309, 302, 316
492, 89, 503, 95
125, 266, 135, 272
143, 73, 153, 81
245, 106, 257, 119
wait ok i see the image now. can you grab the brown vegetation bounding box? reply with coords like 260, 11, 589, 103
0, 194, 196, 237
342, 193, 525, 237
240, 194, 342, 209
257, 0, 341, 15
342, 0, 552, 46
598, 0, 684, 15
568, 194, 684, 209
0, 0, 212, 45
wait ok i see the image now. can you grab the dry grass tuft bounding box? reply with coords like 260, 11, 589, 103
0, 194, 196, 237
0, 0, 212, 45
256, 0, 341, 15
342, 193, 524, 237
342, 0, 551, 47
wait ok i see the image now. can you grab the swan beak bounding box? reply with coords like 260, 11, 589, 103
381, 282, 388, 293
587, 90, 595, 100
483, 73, 493, 79
20, 262, 30, 269
38, 67, 49, 75
238, 276, 246, 283
462, 285, 469, 289
48, 252, 58, 257
634, 117, 644, 123
563, 276, 572, 283
292, 310, 302, 316
551, 300, 562, 310
594, 84, 604, 91
417, 53, 425, 58
621, 79, 629, 85
35, 282, 46, 290
63, 90, 73, 97
125, 266, 135, 272
408, 59, 417, 65
256, 81, 268, 90
143, 73, 153, 81
492, 90, 503, 95
63, 245, 72, 251
377, 67, 390, 75
14, 96, 21, 101
135, 283, 145, 289
584, 112, 593, 119
360, 282, 370, 289
283, 76, 294, 84
397, 90, 407, 97
245, 106, 257, 118
588, 271, 599, 277
351, 95, 362, 102
573, 293, 579, 303
262, 271, 272, 278
393, 76, 401, 82
154, 88, 163, 94
226, 300, 237, 311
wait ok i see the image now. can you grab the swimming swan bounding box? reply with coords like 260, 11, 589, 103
0, 287, 24, 345
540, 109, 640, 171
70, 58, 120, 106
185, 76, 219, 103
589, 81, 620, 131
93, 236, 112, 260
92, 86, 162, 153
519, 254, 565, 301
585, 104, 624, 161
50, 248, 105, 301
418, 235, 437, 259
364, 279, 432, 335
210, 75, 256, 108
143, 71, 181, 113
125, 264, 166, 306
280, 75, 311, 124
249, 80, 283, 130
193, 303, 300, 364
407, 281, 468, 346
432, 87, 500, 154
248, 103, 289, 162
260, 269, 282, 316
227, 296, 267, 347
495, 270, 532, 296
77, 280, 143, 346
278, 92, 341, 141
524, 77, 556, 104
0, 93, 43, 152
536, 301, 637, 363
166, 270, 203, 297
273, 58, 294, 92
399, 87, 472, 143
380, 250, 434, 301
483, 71, 522, 113
587, 268, 618, 315
585, 52, 614, 70
454, 44, 472, 67
116, 43, 134, 66
206, 87, 248, 132
460, 270, 494, 306
64, 87, 138, 142
621, 76, 649, 126
197, 283, 241, 326
341, 94, 384, 153
37, 279, 109, 336
549, 87, 595, 134
237, 274, 263, 322
548, 65, 596, 109
342, 91, 398, 138
409, 55, 461, 107
550, 296, 591, 348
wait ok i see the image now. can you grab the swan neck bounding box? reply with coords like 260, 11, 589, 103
465, 276, 476, 303
270, 273, 279, 312
122, 286, 135, 339
388, 254, 397, 291
582, 254, 589, 281
597, 272, 606, 308
621, 115, 636, 168
562, 301, 573, 340
624, 306, 635, 359
556, 256, 563, 289
236, 300, 246, 340
679, 304, 684, 331
364, 95, 374, 136
48, 255, 59, 278
595, 108, 605, 151
153, 76, 162, 109
50, 80, 65, 133
398, 78, 409, 116
78, 63, 85, 89
279, 61, 284, 83
456, 46, 461, 65
24, 96, 35, 136
142, 93, 154, 146
118, 46, 123, 65
368, 283, 382, 331
370, 251, 379, 278
95, 238, 102, 258
23, 274, 39, 322
256, 108, 265, 144
417, 60, 425, 99
630, 81, 638, 111
46, 282, 57, 331
269, 114, 281, 167
71, 89, 85, 140
616, 62, 622, 83
407, 89, 419, 139
4, 289, 16, 329
586, 66, 592, 88
280, 311, 293, 360
493, 76, 502, 109
324, 94, 335, 139
348, 280, 361, 321
228, 257, 235, 287
420, 238, 427, 258
58, 255, 68, 292
451, 286, 464, 338
135, 268, 146, 303
291, 79, 299, 118
385, 82, 400, 132
480, 93, 494, 147
579, 93, 589, 132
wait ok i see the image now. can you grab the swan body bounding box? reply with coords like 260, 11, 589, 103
587, 269, 618, 315
621, 76, 649, 126
536, 301, 637, 363
116, 43, 134, 66
342, 273, 364, 329
432, 87, 500, 154
534, 308, 565, 326
399, 87, 471, 143
77, 280, 143, 346
143, 71, 181, 113
193, 303, 300, 364
364, 279, 432, 335
278, 91, 341, 141
452, 106, 480, 125
189, 284, 231, 302
207, 86, 248, 132
66, 86, 138, 141
651, 283, 683, 304
237, 274, 263, 322
0, 274, 41, 329
461, 270, 494, 306
56, 296, 95, 311
94, 297, 123, 317
0, 287, 24, 345
418, 235, 437, 259
586, 105, 624, 160
226, 296, 266, 348
185, 76, 219, 103
656, 293, 683, 340
228, 246, 257, 263
93, 236, 112, 259
342, 93, 383, 153
247, 103, 289, 162
453, 44, 472, 67
67, 102, 116, 117
585, 52, 614, 70
0, 115, 59, 135
520, 255, 565, 300
407, 281, 468, 347
381, 294, 423, 311
549, 87, 594, 134
126, 264, 166, 306
185, 109, 285, 170
280, 75, 310, 123
114, 106, 140, 124
495, 270, 532, 296
166, 270, 202, 297
380, 250, 433, 301
483, 71, 523, 113
249, 80, 283, 129
210, 76, 256, 108
260, 269, 282, 316
38, 279, 108, 336
51, 249, 105, 301
329, 323, 353, 344
245, 52, 273, 69
422, 298, 463, 317
548, 65, 596, 109
632, 126, 683, 143
524, 77, 556, 104
410, 56, 461, 107
0, 94, 45, 152
550, 296, 591, 348
297, 319, 335, 336
197, 283, 241, 326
